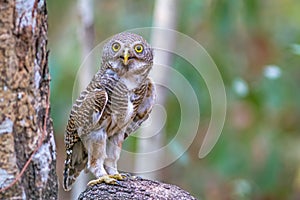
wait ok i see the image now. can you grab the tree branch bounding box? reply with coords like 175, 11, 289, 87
78, 176, 197, 200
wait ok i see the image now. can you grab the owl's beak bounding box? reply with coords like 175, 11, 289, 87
122, 48, 130, 65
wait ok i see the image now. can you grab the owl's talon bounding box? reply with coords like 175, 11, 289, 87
87, 174, 125, 186
109, 173, 125, 180
88, 175, 117, 186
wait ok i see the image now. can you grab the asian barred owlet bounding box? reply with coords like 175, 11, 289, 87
63, 32, 155, 191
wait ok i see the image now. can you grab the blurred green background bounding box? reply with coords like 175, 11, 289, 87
48, 0, 300, 199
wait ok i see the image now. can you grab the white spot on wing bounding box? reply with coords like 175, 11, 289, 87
65, 159, 70, 165
66, 149, 72, 155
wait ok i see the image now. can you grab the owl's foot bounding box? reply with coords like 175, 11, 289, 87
87, 174, 124, 186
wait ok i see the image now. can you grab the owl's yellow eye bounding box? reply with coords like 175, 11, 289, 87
134, 44, 143, 53
112, 42, 120, 52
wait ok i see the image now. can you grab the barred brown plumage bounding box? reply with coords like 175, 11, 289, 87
63, 32, 155, 191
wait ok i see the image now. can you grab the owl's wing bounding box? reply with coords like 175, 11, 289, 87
124, 78, 156, 139
63, 87, 108, 191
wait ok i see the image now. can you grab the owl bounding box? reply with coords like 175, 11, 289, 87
63, 32, 155, 191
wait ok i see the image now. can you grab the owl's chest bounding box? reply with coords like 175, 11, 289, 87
102, 91, 136, 131
101, 91, 135, 135
100, 74, 144, 134
114, 93, 134, 119
120, 76, 140, 91
118, 76, 143, 121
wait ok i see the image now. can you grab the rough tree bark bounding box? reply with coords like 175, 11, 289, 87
0, 0, 57, 199
79, 176, 197, 200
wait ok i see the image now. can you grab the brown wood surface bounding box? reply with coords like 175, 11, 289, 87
79, 176, 197, 200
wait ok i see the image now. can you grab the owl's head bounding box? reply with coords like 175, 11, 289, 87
102, 32, 153, 76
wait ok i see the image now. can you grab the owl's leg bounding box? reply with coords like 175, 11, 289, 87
87, 131, 124, 186
83, 129, 108, 180
85, 134, 119, 185
87, 174, 120, 186
104, 132, 124, 175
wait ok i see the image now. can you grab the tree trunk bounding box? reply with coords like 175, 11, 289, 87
0, 0, 57, 199
78, 176, 197, 200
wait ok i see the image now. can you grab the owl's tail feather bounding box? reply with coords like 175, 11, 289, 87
63, 141, 87, 191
